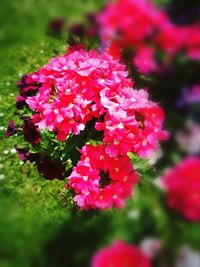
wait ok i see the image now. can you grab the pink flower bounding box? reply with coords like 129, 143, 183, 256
185, 24, 200, 60
91, 240, 152, 267
161, 157, 200, 222
67, 144, 139, 210
155, 25, 186, 55
26, 49, 132, 141
134, 46, 157, 74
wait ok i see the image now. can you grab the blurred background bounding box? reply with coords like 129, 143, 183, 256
0, 0, 200, 266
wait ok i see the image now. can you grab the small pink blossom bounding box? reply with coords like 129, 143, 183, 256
134, 46, 157, 74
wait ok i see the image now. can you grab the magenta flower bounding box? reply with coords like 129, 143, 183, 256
160, 157, 200, 222
6, 120, 18, 137
15, 147, 40, 163
134, 46, 157, 74
91, 240, 151, 267
67, 144, 139, 210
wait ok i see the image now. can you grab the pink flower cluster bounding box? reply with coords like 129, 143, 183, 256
97, 0, 200, 74
27, 49, 168, 158
91, 240, 151, 267
96, 88, 168, 158
25, 49, 168, 209
68, 144, 139, 210
26, 49, 132, 141
161, 157, 200, 222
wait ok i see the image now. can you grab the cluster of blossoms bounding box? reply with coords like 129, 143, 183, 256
26, 49, 168, 158
7, 49, 168, 209
96, 87, 168, 158
97, 0, 200, 74
91, 240, 151, 267
26, 49, 133, 141
160, 157, 200, 222
67, 144, 139, 210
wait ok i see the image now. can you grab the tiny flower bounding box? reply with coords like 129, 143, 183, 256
134, 46, 157, 74
6, 120, 18, 137
17, 74, 41, 98
15, 147, 40, 163
47, 17, 66, 36
23, 119, 41, 146
16, 95, 26, 109
37, 156, 65, 180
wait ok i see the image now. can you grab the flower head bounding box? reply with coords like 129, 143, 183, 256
6, 120, 18, 137
91, 240, 151, 267
37, 156, 65, 180
23, 119, 41, 146
96, 88, 169, 158
26, 49, 132, 141
16, 73, 41, 109
67, 144, 139, 210
160, 157, 200, 222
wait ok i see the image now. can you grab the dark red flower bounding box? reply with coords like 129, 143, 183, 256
69, 23, 86, 38
37, 157, 66, 180
23, 120, 41, 146
17, 74, 41, 98
15, 147, 40, 162
23, 119, 41, 146
47, 17, 66, 36
16, 95, 26, 110
6, 120, 18, 137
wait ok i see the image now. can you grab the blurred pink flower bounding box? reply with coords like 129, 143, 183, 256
134, 46, 157, 74
161, 157, 200, 222
97, 0, 200, 73
185, 24, 200, 60
91, 240, 151, 267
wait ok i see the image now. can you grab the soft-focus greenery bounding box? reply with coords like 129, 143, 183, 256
0, 0, 200, 267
